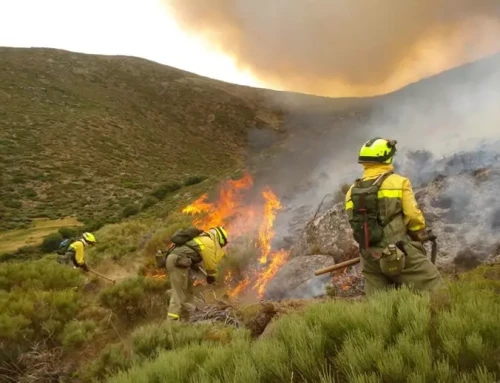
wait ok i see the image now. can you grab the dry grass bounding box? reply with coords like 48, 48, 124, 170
0, 217, 82, 254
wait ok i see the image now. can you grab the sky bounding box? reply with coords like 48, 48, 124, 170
1, 0, 500, 97
0, 0, 265, 88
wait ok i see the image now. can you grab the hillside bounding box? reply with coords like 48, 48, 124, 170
1, 48, 500, 383
0, 47, 284, 231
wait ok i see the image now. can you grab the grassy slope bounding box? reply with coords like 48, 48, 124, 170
0, 47, 284, 231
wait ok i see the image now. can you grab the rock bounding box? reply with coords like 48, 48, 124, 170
290, 203, 359, 263
264, 255, 335, 300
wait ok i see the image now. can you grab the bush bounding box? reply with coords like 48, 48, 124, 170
184, 175, 207, 186
60, 319, 97, 349
0, 259, 85, 380
40, 232, 63, 253
151, 181, 182, 200
99, 276, 169, 323
122, 204, 141, 218
141, 196, 159, 210
4, 199, 22, 208
103, 271, 500, 383
59, 226, 79, 239
84, 321, 248, 382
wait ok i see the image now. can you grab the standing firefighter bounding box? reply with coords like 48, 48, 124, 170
56, 232, 97, 272
165, 226, 228, 321
345, 138, 442, 295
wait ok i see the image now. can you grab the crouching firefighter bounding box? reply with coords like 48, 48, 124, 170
56, 232, 97, 272
163, 226, 228, 321
345, 138, 443, 295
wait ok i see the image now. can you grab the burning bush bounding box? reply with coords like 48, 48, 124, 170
181, 173, 290, 300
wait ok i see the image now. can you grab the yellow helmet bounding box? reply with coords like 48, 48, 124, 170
82, 232, 97, 244
358, 138, 397, 164
211, 226, 228, 247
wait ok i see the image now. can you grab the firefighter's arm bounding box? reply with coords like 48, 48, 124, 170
345, 185, 354, 211
74, 242, 85, 266
401, 178, 426, 233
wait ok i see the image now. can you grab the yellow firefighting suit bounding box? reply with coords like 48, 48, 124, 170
345, 163, 443, 295
166, 228, 226, 320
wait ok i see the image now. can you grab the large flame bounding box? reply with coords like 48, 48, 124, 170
181, 173, 289, 299
258, 188, 282, 264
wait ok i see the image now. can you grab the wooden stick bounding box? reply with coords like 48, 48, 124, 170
314, 257, 360, 276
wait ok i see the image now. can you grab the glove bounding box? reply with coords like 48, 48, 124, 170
409, 229, 436, 243
206, 275, 216, 284
80, 263, 89, 272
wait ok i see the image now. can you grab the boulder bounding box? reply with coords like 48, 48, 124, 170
289, 203, 359, 263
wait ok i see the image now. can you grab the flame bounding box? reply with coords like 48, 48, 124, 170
180, 173, 289, 300
227, 277, 250, 298
254, 249, 289, 298
258, 188, 282, 264
182, 173, 254, 233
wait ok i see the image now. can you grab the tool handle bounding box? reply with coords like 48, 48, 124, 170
314, 257, 361, 276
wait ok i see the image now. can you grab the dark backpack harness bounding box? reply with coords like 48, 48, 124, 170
348, 171, 402, 251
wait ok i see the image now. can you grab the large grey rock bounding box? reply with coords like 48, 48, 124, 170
290, 203, 359, 263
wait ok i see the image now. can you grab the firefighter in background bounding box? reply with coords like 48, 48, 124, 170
166, 226, 228, 320
344, 138, 442, 295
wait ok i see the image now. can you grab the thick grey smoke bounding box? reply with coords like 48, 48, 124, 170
258, 53, 500, 255
165, 0, 500, 96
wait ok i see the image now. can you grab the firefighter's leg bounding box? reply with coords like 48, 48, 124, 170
166, 253, 189, 320
400, 242, 443, 292
361, 256, 394, 296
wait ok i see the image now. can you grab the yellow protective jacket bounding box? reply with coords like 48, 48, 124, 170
68, 240, 86, 266
172, 228, 226, 277
345, 163, 425, 241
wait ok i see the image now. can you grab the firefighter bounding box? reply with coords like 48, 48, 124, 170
57, 232, 96, 272
166, 226, 228, 320
345, 138, 442, 295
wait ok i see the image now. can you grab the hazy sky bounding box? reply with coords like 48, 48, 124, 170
0, 0, 265, 88
2, 0, 500, 97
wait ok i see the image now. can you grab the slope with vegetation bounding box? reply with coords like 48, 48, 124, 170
1, 48, 499, 383
0, 47, 284, 232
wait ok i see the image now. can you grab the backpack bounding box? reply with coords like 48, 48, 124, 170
348, 172, 393, 250
155, 227, 204, 268
56, 238, 77, 255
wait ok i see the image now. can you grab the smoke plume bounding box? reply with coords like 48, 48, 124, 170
165, 0, 500, 96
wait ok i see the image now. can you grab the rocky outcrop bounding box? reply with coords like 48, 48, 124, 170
267, 158, 500, 300
289, 203, 358, 262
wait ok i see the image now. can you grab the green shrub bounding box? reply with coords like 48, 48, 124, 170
122, 203, 141, 218
99, 276, 169, 323
103, 273, 500, 383
141, 196, 159, 210
82, 219, 105, 232
0, 259, 85, 379
151, 181, 182, 200
184, 175, 207, 186
40, 232, 63, 253
60, 319, 97, 349
58, 226, 79, 239
4, 199, 22, 208
84, 321, 248, 382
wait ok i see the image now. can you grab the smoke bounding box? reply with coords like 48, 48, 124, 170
165, 0, 500, 97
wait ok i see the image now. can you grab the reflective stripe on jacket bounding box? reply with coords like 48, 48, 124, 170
345, 163, 425, 241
